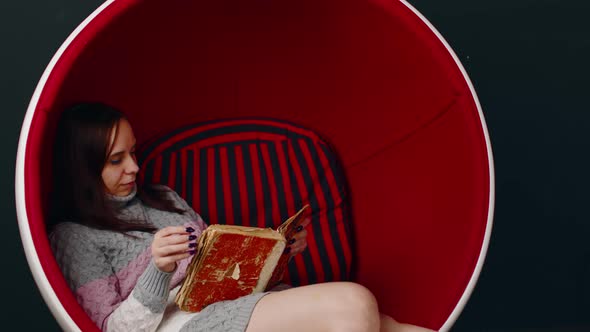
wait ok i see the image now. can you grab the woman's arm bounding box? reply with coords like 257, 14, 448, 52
50, 223, 186, 332
107, 224, 197, 332
105, 260, 174, 332
50, 224, 140, 330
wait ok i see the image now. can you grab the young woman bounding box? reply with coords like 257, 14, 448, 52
49, 102, 435, 332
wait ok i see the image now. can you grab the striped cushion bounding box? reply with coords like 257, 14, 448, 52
138, 119, 353, 285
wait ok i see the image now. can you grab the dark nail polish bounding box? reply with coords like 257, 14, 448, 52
295, 225, 304, 232
188, 235, 197, 240
186, 227, 195, 233
284, 247, 291, 254
189, 250, 196, 255
189, 242, 197, 248
288, 238, 296, 245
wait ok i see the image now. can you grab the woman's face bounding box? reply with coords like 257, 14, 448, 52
102, 119, 139, 196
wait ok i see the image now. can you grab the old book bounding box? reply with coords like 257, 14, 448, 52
175, 205, 311, 312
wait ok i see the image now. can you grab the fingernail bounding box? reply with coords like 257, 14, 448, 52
284, 247, 291, 254
189, 250, 196, 255
288, 238, 296, 245
189, 242, 197, 248
186, 227, 195, 233
295, 225, 304, 232
188, 235, 197, 240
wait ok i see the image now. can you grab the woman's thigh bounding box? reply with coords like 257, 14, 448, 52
246, 282, 380, 332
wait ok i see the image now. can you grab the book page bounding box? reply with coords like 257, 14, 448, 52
266, 205, 311, 290
277, 204, 311, 240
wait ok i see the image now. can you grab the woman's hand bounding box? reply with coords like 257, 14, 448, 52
151, 226, 197, 273
286, 217, 311, 256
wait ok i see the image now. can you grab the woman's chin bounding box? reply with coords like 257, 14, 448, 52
116, 183, 136, 196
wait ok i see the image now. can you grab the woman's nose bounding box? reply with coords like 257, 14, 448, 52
125, 156, 139, 174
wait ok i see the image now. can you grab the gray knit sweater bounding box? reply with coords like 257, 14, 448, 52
49, 185, 211, 331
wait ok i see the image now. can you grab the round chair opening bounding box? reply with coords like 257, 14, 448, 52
16, 0, 494, 331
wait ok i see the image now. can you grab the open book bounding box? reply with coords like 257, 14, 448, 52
175, 205, 311, 312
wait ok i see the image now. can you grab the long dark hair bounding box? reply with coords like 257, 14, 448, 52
49, 102, 184, 233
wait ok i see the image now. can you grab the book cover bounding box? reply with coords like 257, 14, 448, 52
175, 205, 311, 312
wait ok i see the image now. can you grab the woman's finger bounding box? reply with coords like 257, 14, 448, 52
154, 242, 196, 257
154, 252, 192, 268
290, 229, 308, 242
155, 226, 190, 239
291, 238, 307, 249
290, 242, 308, 256
300, 217, 311, 228
156, 233, 196, 247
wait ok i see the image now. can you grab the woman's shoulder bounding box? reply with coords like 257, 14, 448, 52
48, 222, 100, 258
143, 184, 176, 198
49, 222, 116, 250
141, 183, 202, 224
50, 221, 96, 239
148, 184, 172, 191
144, 184, 184, 205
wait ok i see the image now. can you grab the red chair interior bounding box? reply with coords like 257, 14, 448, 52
22, 0, 491, 331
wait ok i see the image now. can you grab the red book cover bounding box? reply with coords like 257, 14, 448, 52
175, 205, 310, 312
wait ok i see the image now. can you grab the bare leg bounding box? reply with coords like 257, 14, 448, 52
246, 282, 381, 332
379, 313, 437, 332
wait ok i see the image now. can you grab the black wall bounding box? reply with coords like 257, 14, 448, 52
2, 1, 589, 331
409, 1, 590, 330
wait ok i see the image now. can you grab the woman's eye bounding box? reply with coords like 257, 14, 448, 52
110, 159, 122, 165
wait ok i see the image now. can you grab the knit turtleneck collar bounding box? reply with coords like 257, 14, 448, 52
106, 184, 138, 209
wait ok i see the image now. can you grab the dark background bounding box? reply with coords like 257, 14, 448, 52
2, 0, 589, 331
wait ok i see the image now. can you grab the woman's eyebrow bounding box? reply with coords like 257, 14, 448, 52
109, 151, 125, 158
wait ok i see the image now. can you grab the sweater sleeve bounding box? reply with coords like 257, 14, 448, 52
50, 224, 174, 332
105, 260, 174, 332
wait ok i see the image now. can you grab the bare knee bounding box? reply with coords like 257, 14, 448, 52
327, 282, 380, 332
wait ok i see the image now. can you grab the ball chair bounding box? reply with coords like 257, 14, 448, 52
15, 0, 494, 331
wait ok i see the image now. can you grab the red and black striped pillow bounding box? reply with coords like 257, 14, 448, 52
138, 119, 352, 286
